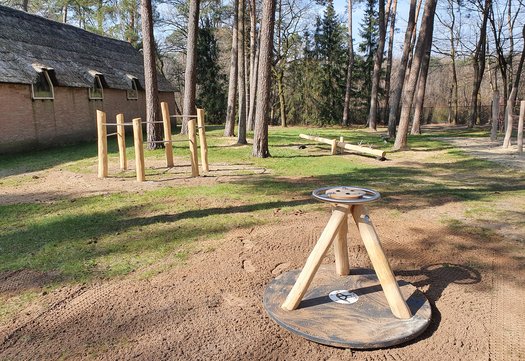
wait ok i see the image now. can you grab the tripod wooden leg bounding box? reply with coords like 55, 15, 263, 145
351, 205, 412, 319
334, 211, 350, 276
282, 206, 349, 311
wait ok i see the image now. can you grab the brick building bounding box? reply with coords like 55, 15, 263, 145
0, 5, 176, 153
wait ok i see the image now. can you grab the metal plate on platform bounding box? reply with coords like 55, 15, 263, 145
263, 265, 432, 349
312, 186, 381, 204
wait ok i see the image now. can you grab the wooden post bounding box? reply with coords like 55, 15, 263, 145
132, 118, 146, 182
188, 118, 200, 177
339, 136, 344, 154
161, 102, 174, 168
116, 113, 127, 170
96, 110, 108, 178
490, 91, 499, 141
197, 108, 209, 172
518, 100, 524, 154
503, 99, 514, 148
282, 206, 348, 311
334, 211, 350, 276
351, 205, 412, 319
330, 138, 337, 155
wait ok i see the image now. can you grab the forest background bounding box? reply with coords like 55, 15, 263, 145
2, 0, 524, 132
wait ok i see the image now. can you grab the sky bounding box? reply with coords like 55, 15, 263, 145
331, 0, 412, 54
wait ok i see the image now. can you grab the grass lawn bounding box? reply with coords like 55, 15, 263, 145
0, 124, 523, 321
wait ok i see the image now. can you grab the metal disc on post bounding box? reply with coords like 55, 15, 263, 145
264, 186, 432, 349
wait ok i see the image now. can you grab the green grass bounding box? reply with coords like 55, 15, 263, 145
0, 124, 523, 320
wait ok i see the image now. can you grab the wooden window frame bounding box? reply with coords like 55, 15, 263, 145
31, 70, 54, 100
127, 78, 139, 100
88, 74, 104, 100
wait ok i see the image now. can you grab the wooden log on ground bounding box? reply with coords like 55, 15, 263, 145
161, 102, 174, 168
197, 108, 209, 172
116, 113, 127, 170
299, 134, 386, 159
132, 117, 146, 182
518, 100, 524, 154
96, 110, 108, 178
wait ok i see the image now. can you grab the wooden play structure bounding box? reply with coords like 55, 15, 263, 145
299, 134, 386, 160
264, 186, 431, 348
96, 102, 209, 182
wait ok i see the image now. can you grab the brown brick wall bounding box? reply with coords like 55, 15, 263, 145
0, 83, 36, 150
0, 83, 176, 153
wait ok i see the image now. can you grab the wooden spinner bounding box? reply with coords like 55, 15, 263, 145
263, 186, 431, 349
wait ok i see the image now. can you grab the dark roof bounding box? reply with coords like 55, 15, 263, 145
0, 5, 174, 91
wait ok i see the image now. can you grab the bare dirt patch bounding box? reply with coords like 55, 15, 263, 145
0, 136, 524, 360
1, 206, 523, 360
0, 159, 267, 205
442, 137, 525, 171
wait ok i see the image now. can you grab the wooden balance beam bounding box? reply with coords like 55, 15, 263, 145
299, 134, 386, 160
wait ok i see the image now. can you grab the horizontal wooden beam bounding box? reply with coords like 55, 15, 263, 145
299, 134, 386, 159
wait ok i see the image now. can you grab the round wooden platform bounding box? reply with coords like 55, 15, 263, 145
263, 265, 432, 349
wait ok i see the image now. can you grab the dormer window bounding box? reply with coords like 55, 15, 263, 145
89, 74, 104, 100
31, 69, 54, 100
127, 78, 140, 100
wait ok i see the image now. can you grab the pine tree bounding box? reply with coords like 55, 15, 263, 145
313, 0, 347, 124
358, 0, 378, 104
196, 17, 227, 123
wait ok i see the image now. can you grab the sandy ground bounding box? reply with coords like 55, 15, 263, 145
0, 139, 524, 360
442, 137, 525, 171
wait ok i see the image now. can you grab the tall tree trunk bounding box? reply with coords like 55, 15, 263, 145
244, 18, 250, 122
451, 35, 459, 125
381, 0, 397, 125
488, 4, 508, 102
342, 0, 354, 126
128, 3, 136, 44
403, 0, 423, 92
62, 3, 68, 23
247, 0, 257, 131
387, 0, 418, 138
275, 0, 286, 127
225, 0, 239, 136
248, 41, 260, 131
444, 0, 459, 125
467, 0, 490, 128
393, 0, 437, 150
181, 0, 200, 135
141, 0, 162, 149
507, 0, 514, 95
97, 0, 104, 34
252, 0, 276, 158
277, 71, 286, 127
237, 0, 248, 144
410, 31, 432, 135
367, 0, 386, 130
503, 24, 525, 148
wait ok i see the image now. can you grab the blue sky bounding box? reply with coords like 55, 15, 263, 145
331, 0, 412, 54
